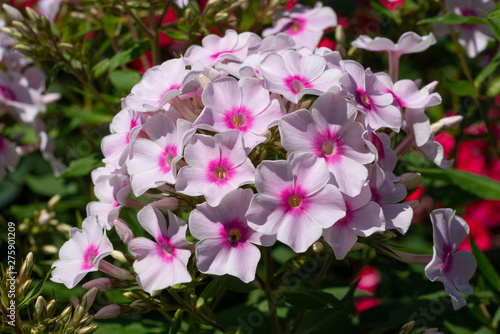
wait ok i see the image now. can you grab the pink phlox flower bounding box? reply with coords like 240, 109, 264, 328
174, 0, 188, 8
128, 205, 193, 293
86, 174, 131, 230
91, 163, 124, 185
127, 113, 195, 196
246, 152, 346, 253
194, 76, 285, 152
395, 108, 454, 169
122, 57, 194, 112
375, 72, 442, 109
352, 32, 436, 55
101, 109, 144, 168
368, 164, 413, 234
176, 130, 256, 207
279, 91, 373, 196
362, 130, 398, 178
314, 48, 343, 71
339, 60, 401, 132
0, 136, 20, 180
263, 2, 337, 50
434, 0, 495, 58
185, 29, 262, 67
425, 208, 477, 310
259, 49, 342, 104
189, 188, 275, 283
215, 33, 296, 79
323, 184, 385, 260
39, 0, 65, 22
51, 216, 113, 289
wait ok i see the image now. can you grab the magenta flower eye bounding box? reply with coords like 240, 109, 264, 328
213, 165, 228, 179
227, 229, 242, 243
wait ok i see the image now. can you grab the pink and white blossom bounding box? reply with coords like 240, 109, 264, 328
51, 216, 113, 289
127, 114, 195, 196
195, 76, 284, 151
185, 29, 262, 67
176, 130, 256, 207
425, 209, 477, 310
128, 205, 192, 293
39, 0, 65, 22
323, 185, 385, 260
87, 175, 131, 230
362, 131, 397, 176
246, 153, 346, 253
263, 2, 337, 50
189, 188, 275, 283
259, 50, 342, 104
279, 92, 373, 196
339, 60, 401, 132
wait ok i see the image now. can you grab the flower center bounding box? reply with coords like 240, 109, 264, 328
214, 165, 228, 179
165, 152, 174, 167
232, 113, 246, 127
227, 229, 242, 243
322, 139, 335, 156
0, 86, 16, 101
161, 242, 172, 255
287, 194, 302, 208
290, 79, 305, 93
359, 92, 370, 107
291, 20, 302, 33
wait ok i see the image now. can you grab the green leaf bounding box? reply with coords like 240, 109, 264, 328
59, 154, 102, 179
419, 12, 489, 25
294, 309, 349, 334
17, 268, 54, 310
487, 75, 500, 97
169, 309, 183, 334
109, 41, 149, 71
488, 11, 500, 41
492, 305, 500, 326
277, 287, 349, 311
470, 238, 500, 294
62, 105, 113, 125
92, 58, 110, 79
475, 51, 500, 86
109, 69, 142, 91
407, 166, 500, 200
166, 29, 189, 41
24, 174, 78, 197
196, 277, 220, 309
443, 75, 476, 97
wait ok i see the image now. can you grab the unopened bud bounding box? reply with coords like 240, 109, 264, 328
422, 80, 439, 93
75, 324, 99, 334
56, 223, 73, 234
151, 289, 162, 297
350, 242, 364, 252
42, 245, 58, 254
335, 25, 346, 46
111, 250, 132, 266
2, 4, 23, 20
130, 300, 148, 309
18, 279, 32, 299
123, 291, 142, 300
94, 304, 121, 319
38, 210, 51, 225
312, 241, 323, 253
114, 219, 135, 245
83, 277, 122, 291
81, 288, 98, 314
48, 195, 61, 209
25, 7, 40, 22
381, 231, 397, 240
214, 12, 229, 22
35, 296, 47, 321
72, 305, 86, 326
399, 320, 415, 334
398, 173, 422, 191
59, 43, 74, 51
261, 130, 272, 144
19, 252, 34, 283
79, 315, 94, 327
1, 27, 22, 39
98, 260, 135, 281
60, 305, 72, 320
153, 197, 179, 211
11, 20, 34, 38
14, 44, 35, 55
46, 299, 57, 318
430, 115, 463, 135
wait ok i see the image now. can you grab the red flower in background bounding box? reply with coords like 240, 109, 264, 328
379, 0, 404, 11
354, 266, 381, 313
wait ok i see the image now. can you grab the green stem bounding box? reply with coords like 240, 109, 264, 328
148, 5, 161, 65
263, 247, 280, 334
168, 289, 226, 332
122, 0, 154, 38
290, 256, 333, 334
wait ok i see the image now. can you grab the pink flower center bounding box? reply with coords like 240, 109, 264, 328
441, 243, 454, 274
227, 228, 242, 243
286, 18, 306, 36
156, 237, 176, 263
224, 107, 254, 132
214, 165, 228, 179
207, 157, 233, 184
284, 75, 312, 95
159, 145, 178, 174
280, 185, 309, 215
0, 86, 17, 101
358, 90, 371, 108
159, 84, 181, 103
314, 131, 343, 165
81, 245, 99, 270
287, 194, 302, 208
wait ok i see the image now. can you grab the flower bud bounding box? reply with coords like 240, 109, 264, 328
82, 277, 120, 291
398, 173, 422, 191
35, 296, 47, 321
46, 299, 57, 318
18, 279, 32, 299
72, 305, 86, 326
422, 80, 439, 93
350, 242, 364, 252
123, 291, 142, 300
312, 241, 323, 253
81, 288, 98, 314
79, 315, 94, 327
114, 219, 135, 245
130, 300, 148, 310
98, 260, 135, 281
2, 4, 23, 20
94, 304, 122, 319
153, 197, 179, 211
25, 7, 40, 23
42, 245, 58, 255
75, 325, 99, 334
48, 195, 61, 210
399, 320, 415, 334
1, 27, 22, 39
335, 25, 346, 46
111, 250, 132, 266
11, 21, 35, 39
19, 252, 34, 283
430, 116, 463, 135
56, 223, 73, 234
59, 305, 72, 320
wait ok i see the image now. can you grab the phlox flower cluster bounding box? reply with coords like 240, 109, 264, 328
52, 1, 477, 310
0, 13, 64, 180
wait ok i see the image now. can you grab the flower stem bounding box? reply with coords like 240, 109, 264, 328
263, 247, 280, 334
